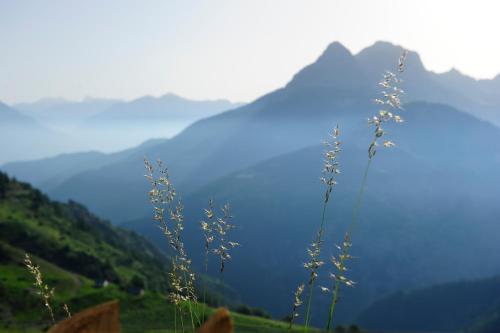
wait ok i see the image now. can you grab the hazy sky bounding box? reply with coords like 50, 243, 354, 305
1, 0, 500, 104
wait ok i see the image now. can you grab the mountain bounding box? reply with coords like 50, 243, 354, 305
356, 41, 500, 125
433, 68, 500, 123
121, 101, 500, 324
0, 102, 74, 164
26, 41, 500, 223
15, 97, 120, 131
356, 275, 500, 333
83, 93, 242, 125
77, 94, 243, 152
31, 42, 371, 221
10, 94, 242, 158
0, 101, 40, 125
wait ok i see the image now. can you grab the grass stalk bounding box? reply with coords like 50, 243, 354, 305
23, 253, 56, 326
326, 156, 372, 331
325, 49, 407, 330
302, 127, 341, 331
303, 202, 328, 331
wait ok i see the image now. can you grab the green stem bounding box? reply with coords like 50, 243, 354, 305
179, 268, 197, 330
326, 244, 349, 331
174, 304, 178, 333
303, 201, 329, 331
289, 310, 295, 329
348, 158, 372, 235
187, 300, 195, 330
303, 279, 315, 331
318, 197, 328, 238
180, 306, 185, 333
202, 251, 209, 322
220, 269, 225, 307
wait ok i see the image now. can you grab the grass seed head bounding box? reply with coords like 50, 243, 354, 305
24, 253, 55, 324
368, 50, 408, 158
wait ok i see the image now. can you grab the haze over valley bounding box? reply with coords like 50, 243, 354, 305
2, 2, 500, 332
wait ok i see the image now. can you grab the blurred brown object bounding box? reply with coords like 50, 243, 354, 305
48, 300, 120, 333
197, 307, 233, 333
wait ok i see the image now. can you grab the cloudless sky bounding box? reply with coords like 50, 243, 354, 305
1, 0, 499, 104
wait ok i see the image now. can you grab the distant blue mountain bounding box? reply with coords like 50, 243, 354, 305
1, 138, 168, 190
15, 97, 120, 128
357, 275, 500, 333
0, 102, 74, 164
83, 93, 242, 125
0, 101, 40, 126
12, 94, 242, 156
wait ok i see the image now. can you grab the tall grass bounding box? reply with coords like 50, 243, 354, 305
324, 50, 408, 331
212, 203, 239, 303
144, 158, 198, 331
201, 199, 216, 321
200, 200, 239, 306
289, 283, 305, 329
298, 126, 341, 331
23, 253, 72, 326
144, 158, 239, 331
286, 50, 409, 332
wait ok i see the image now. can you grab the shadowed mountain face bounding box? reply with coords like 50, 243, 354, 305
122, 102, 500, 324
356, 275, 500, 333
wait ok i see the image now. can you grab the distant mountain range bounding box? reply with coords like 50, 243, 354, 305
15, 97, 120, 130
0, 94, 241, 164
12, 41, 500, 221
82, 93, 243, 125
3, 41, 500, 326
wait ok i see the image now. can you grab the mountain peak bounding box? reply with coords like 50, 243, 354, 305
441, 67, 472, 79
356, 41, 425, 77
320, 41, 352, 59
286, 41, 365, 90
447, 67, 462, 75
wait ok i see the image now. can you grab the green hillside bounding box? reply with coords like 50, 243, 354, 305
0, 171, 334, 332
1, 242, 318, 333
0, 171, 170, 292
0, 170, 169, 330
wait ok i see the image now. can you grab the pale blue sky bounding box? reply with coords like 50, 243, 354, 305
1, 0, 499, 104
